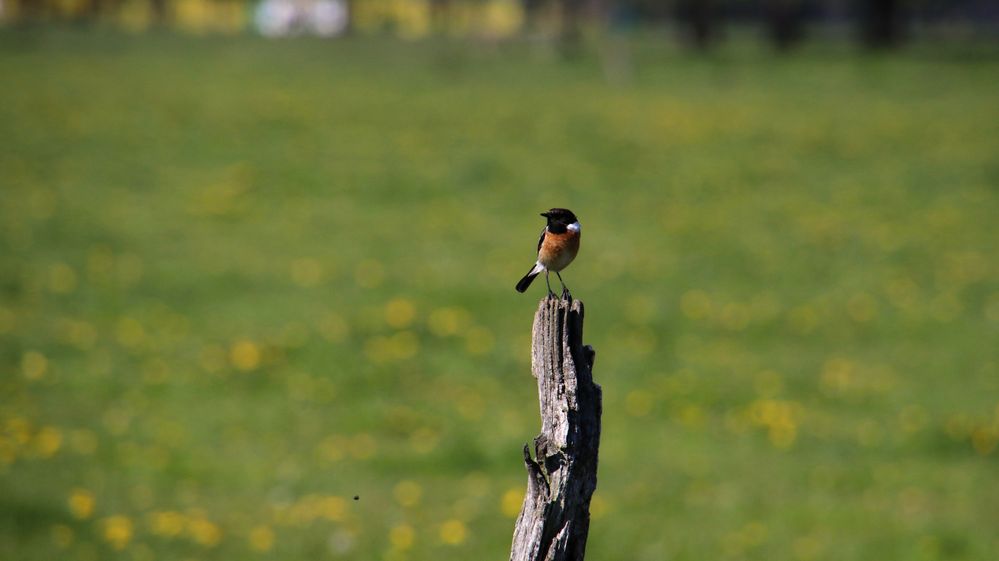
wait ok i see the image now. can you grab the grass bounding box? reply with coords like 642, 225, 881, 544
1, 28, 997, 561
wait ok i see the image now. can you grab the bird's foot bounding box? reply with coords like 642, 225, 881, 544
561, 286, 572, 302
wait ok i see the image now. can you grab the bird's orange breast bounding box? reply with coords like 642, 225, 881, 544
538, 230, 580, 272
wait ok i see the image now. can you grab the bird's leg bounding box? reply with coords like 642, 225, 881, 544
545, 271, 555, 298
556, 271, 570, 300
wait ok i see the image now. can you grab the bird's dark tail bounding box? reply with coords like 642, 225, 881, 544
516, 263, 544, 293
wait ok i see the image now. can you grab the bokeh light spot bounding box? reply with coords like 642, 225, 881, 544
389, 524, 415, 550
21, 351, 48, 380
101, 515, 133, 550
35, 426, 62, 457
427, 307, 469, 337
393, 480, 423, 507
149, 510, 186, 537
500, 487, 523, 518
230, 340, 262, 371
439, 519, 467, 545
385, 298, 417, 328
249, 525, 275, 552
68, 489, 95, 519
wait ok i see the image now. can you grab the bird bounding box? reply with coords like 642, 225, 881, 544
515, 208, 581, 298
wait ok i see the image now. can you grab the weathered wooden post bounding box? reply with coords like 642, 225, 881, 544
510, 296, 602, 561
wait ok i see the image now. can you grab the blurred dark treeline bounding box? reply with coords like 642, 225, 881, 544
615, 0, 994, 48
2, 0, 997, 51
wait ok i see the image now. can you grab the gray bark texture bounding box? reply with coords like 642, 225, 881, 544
510, 296, 602, 561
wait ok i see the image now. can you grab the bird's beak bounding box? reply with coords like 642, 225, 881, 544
540, 212, 549, 218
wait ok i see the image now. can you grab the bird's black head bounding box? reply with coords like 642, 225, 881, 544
541, 208, 578, 231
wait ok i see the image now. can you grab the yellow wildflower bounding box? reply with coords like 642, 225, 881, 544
439, 519, 467, 545
68, 489, 95, 519
393, 480, 422, 507
230, 340, 261, 371
248, 525, 275, 552
101, 515, 133, 550
389, 524, 415, 550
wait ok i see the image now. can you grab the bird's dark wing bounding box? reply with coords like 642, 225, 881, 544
536, 226, 546, 254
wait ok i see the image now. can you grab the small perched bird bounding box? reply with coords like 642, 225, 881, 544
515, 208, 581, 297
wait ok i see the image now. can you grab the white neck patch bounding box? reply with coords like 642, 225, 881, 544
567, 221, 581, 233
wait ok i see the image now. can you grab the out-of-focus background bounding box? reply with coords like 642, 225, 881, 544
1, 1, 997, 560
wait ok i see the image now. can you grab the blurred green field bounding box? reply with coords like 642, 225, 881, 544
1, 29, 998, 561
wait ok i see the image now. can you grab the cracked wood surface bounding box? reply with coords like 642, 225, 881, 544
510, 296, 602, 561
